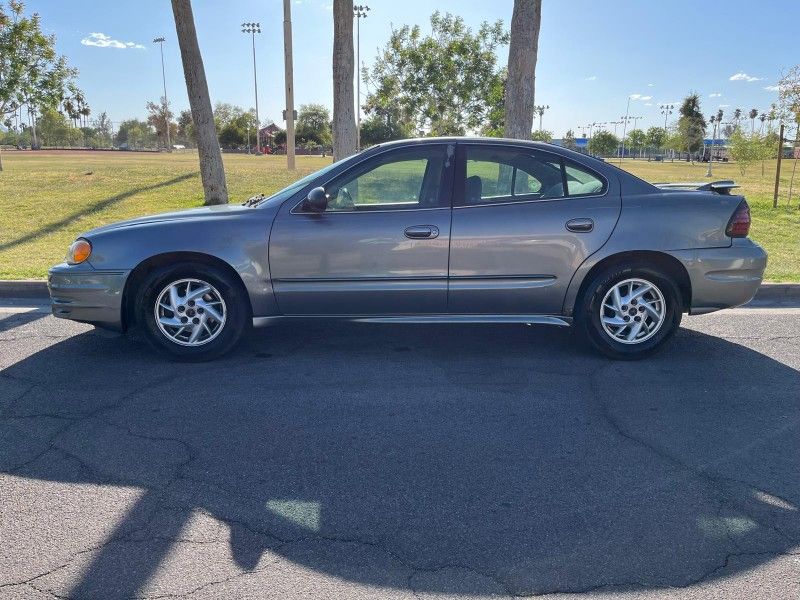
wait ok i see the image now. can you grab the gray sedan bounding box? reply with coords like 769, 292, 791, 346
49, 138, 767, 360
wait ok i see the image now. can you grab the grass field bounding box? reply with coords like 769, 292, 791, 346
0, 149, 798, 280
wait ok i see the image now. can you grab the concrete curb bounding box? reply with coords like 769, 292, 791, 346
0, 280, 48, 298
0, 279, 798, 304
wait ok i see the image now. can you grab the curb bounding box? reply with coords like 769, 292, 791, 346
0, 280, 798, 303
0, 280, 48, 298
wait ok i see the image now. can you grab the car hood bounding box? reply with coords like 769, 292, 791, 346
84, 204, 255, 236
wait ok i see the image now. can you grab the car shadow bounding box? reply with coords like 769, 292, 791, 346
1, 321, 798, 597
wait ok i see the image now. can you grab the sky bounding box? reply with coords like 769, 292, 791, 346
24, 0, 798, 137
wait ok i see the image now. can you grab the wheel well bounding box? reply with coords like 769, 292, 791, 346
574, 251, 692, 314
121, 252, 252, 330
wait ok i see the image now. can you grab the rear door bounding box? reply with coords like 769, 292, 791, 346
448, 144, 621, 315
269, 144, 454, 315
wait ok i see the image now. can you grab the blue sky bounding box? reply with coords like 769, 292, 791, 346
27, 0, 796, 136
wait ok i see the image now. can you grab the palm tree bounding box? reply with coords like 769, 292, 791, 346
733, 108, 742, 131
749, 108, 758, 134
332, 0, 357, 161
171, 0, 228, 205
504, 0, 542, 139
759, 112, 767, 133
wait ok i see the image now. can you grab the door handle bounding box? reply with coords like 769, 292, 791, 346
404, 225, 439, 239
565, 218, 594, 233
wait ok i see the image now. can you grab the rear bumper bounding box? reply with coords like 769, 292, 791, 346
671, 239, 768, 315
48, 264, 130, 331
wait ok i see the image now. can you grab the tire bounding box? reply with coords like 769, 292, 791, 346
135, 262, 250, 361
577, 264, 682, 360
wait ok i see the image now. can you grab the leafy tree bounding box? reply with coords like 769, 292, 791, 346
561, 129, 577, 150
296, 103, 331, 146
115, 119, 155, 149
363, 11, 509, 136
0, 0, 78, 169
481, 68, 506, 137
359, 114, 413, 147
36, 106, 69, 146
504, 0, 541, 139
588, 130, 618, 157
146, 96, 175, 149
95, 111, 113, 145
176, 108, 195, 144
529, 129, 552, 143
646, 126, 667, 152
626, 128, 646, 156
677, 93, 706, 160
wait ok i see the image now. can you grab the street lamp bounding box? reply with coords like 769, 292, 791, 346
660, 104, 674, 131
241, 22, 261, 153
534, 104, 549, 131
353, 5, 370, 150
153, 37, 171, 151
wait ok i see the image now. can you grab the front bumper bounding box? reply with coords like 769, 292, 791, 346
671, 239, 768, 315
48, 264, 130, 331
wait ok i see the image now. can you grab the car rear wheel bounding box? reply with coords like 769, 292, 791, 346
135, 262, 249, 361
578, 265, 682, 360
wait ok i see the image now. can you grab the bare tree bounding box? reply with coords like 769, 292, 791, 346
332, 0, 357, 161
503, 0, 542, 140
171, 0, 228, 205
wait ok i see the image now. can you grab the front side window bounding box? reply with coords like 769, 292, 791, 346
464, 147, 565, 205
323, 147, 448, 212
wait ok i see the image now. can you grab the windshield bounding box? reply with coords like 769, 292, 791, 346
253, 154, 361, 207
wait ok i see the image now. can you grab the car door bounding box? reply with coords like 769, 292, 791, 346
448, 144, 621, 315
269, 144, 454, 315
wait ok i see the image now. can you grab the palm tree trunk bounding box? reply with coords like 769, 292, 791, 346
171, 0, 228, 205
503, 0, 542, 139
332, 0, 357, 161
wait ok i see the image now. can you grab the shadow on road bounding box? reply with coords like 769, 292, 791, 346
1, 322, 798, 597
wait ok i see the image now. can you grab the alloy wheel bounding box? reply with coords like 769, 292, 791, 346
154, 278, 227, 346
599, 278, 666, 344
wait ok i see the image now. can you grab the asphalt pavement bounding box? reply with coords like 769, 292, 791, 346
1, 301, 799, 599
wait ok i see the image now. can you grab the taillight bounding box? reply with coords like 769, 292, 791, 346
725, 199, 751, 238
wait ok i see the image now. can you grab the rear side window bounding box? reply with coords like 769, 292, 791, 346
464, 147, 564, 205
564, 162, 605, 197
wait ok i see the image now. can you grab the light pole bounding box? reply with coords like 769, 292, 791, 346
660, 104, 674, 132
534, 104, 549, 131
153, 37, 171, 151
619, 96, 632, 163
706, 116, 717, 177
241, 23, 261, 153
353, 5, 370, 150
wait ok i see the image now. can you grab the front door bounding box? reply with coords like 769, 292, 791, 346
269, 144, 454, 315
448, 144, 621, 315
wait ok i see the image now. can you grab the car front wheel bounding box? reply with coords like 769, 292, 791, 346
135, 262, 249, 361
578, 265, 682, 360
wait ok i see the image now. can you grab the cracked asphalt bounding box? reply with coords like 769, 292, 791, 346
1, 301, 799, 600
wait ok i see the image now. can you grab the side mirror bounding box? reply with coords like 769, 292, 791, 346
304, 186, 328, 212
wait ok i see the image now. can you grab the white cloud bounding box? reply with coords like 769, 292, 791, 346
718, 104, 731, 108
709, 92, 722, 98
644, 103, 653, 106
763, 84, 780, 92
81, 32, 145, 49
729, 72, 761, 82
647, 83, 654, 87
584, 75, 597, 81
629, 94, 652, 101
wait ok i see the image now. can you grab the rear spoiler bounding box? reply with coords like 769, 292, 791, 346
653, 180, 740, 195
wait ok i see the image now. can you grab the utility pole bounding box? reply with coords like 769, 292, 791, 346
534, 104, 549, 131
153, 37, 171, 151
241, 23, 261, 153
353, 5, 370, 150
706, 117, 717, 178
283, 0, 296, 170
773, 123, 784, 208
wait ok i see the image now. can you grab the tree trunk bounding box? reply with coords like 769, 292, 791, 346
171, 0, 228, 205
332, 0, 357, 162
503, 0, 542, 140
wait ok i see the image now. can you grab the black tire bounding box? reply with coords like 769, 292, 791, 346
135, 262, 250, 361
577, 264, 682, 360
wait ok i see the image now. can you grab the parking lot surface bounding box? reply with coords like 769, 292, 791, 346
1, 303, 799, 599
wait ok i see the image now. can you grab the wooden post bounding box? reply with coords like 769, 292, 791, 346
773, 123, 784, 208
283, 0, 296, 171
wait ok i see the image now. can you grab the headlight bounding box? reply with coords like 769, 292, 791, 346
66, 239, 92, 265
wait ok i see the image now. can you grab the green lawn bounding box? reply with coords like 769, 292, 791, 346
0, 150, 797, 280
